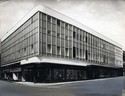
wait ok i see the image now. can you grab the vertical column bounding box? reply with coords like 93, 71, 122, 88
64, 67, 67, 81
38, 11, 40, 55
21, 67, 26, 82
33, 64, 37, 83
12, 72, 18, 81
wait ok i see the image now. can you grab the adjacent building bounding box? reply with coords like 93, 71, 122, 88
1, 5, 123, 82
0, 39, 1, 67
123, 51, 125, 75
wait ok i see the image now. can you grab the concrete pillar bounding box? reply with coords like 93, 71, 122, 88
21, 70, 26, 82
33, 65, 36, 83
21, 76, 26, 82
13, 73, 18, 80
4, 73, 7, 79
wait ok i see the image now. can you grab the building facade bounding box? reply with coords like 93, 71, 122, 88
1, 5, 123, 82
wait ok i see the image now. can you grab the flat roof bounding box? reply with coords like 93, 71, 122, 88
1, 5, 122, 48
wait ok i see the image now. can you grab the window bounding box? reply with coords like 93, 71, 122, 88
57, 46, 61, 55
69, 25, 72, 30
52, 45, 56, 54
24, 47, 26, 55
103, 44, 105, 49
86, 37, 87, 42
52, 36, 56, 45
80, 35, 82, 41
101, 43, 103, 48
52, 18, 56, 24
83, 50, 86, 59
65, 36, 68, 40
65, 48, 69, 56
47, 30, 51, 35
42, 28, 46, 34
47, 35, 51, 44
57, 33, 61, 38
18, 50, 20, 57
47, 44, 52, 53
69, 30, 72, 36
85, 50, 88, 60
73, 47, 76, 58
61, 22, 64, 27
61, 47, 64, 56
52, 24, 56, 31
31, 44, 34, 53
47, 23, 51, 30
47, 15, 51, 23
76, 48, 80, 59
31, 18, 33, 24
57, 19, 60, 26
42, 13, 46, 21
42, 43, 46, 53
77, 33, 79, 40
65, 23, 68, 29
42, 21, 46, 28
73, 31, 76, 39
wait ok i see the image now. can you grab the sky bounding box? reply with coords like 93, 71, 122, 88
0, 0, 125, 50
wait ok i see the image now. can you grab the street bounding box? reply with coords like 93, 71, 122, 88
0, 76, 125, 96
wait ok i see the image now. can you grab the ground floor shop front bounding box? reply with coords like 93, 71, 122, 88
1, 63, 123, 83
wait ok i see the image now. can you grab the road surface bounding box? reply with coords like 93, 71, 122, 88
0, 76, 125, 96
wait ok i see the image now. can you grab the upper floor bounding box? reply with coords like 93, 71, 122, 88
1, 5, 123, 68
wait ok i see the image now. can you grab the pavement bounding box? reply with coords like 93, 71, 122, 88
122, 76, 125, 96
0, 76, 125, 96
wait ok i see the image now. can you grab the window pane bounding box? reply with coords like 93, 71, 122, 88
42, 34, 46, 43
47, 15, 51, 23
42, 13, 46, 21
61, 47, 64, 56
52, 45, 56, 55
42, 21, 46, 28
52, 36, 56, 45
57, 46, 61, 55
42, 43, 46, 53
47, 35, 51, 44
47, 44, 52, 53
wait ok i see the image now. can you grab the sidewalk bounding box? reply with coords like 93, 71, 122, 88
122, 76, 125, 96
15, 77, 124, 87
122, 90, 125, 96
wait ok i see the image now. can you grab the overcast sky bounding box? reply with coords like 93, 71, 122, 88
0, 0, 125, 50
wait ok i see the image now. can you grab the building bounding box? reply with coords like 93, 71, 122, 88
0, 39, 1, 67
1, 5, 123, 82
123, 51, 125, 75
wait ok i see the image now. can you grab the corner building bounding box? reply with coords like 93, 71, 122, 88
1, 5, 123, 82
